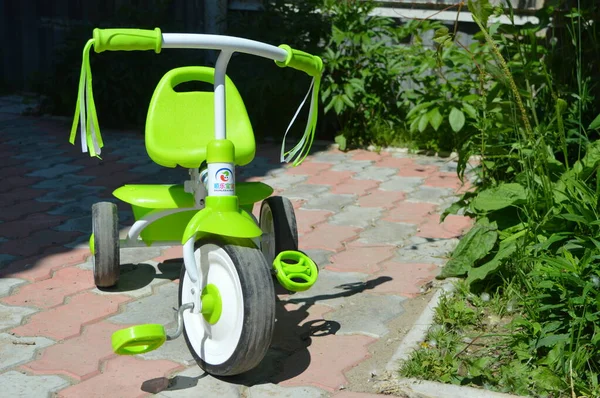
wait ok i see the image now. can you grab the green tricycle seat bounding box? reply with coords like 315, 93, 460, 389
145, 66, 255, 169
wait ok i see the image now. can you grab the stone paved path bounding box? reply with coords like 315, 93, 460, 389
0, 107, 472, 397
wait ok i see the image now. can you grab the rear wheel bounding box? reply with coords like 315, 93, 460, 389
259, 196, 298, 266
179, 239, 275, 376
91, 202, 120, 288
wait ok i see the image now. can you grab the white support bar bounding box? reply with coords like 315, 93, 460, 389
161, 33, 288, 62
214, 51, 232, 140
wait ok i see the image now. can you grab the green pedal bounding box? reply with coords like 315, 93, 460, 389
273, 251, 318, 292
111, 324, 167, 355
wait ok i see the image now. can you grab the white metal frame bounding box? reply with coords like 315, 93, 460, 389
155, 34, 285, 291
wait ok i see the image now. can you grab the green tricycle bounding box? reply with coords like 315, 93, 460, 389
70, 27, 322, 376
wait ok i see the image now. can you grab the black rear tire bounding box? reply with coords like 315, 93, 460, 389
92, 202, 120, 288
259, 196, 298, 265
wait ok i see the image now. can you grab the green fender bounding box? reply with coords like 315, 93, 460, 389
182, 196, 262, 243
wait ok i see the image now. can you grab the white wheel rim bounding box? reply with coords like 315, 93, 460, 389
182, 243, 244, 365
260, 205, 276, 265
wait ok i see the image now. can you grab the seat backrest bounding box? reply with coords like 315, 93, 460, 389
145, 66, 255, 169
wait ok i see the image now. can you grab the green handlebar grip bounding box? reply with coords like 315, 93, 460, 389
93, 28, 162, 53
275, 44, 323, 78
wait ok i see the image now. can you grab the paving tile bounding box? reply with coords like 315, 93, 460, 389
157, 366, 241, 397
301, 223, 360, 252
27, 164, 83, 178
382, 202, 437, 225
328, 246, 395, 274
394, 236, 459, 265
330, 160, 373, 173
357, 190, 405, 209
329, 206, 383, 229
56, 356, 182, 398
0, 229, 83, 257
375, 156, 414, 169
353, 167, 398, 182
0, 278, 26, 297
302, 193, 356, 213
153, 246, 184, 264
281, 184, 330, 201
286, 269, 369, 309
140, 328, 195, 365
333, 391, 386, 398
11, 291, 130, 340
2, 267, 94, 309
330, 178, 379, 196
0, 187, 50, 207
310, 151, 350, 163
302, 249, 335, 269
23, 321, 123, 381
0, 370, 70, 398
37, 185, 105, 204
108, 282, 178, 326
417, 213, 473, 239
261, 174, 308, 190
247, 383, 329, 398
46, 195, 108, 216
405, 186, 455, 204
305, 170, 354, 186
5, 175, 43, 189
31, 174, 95, 189
356, 221, 417, 246
285, 161, 333, 176
372, 262, 438, 297
0, 333, 55, 372
0, 213, 67, 239
424, 172, 463, 189
279, 334, 375, 392
397, 163, 438, 177
0, 302, 37, 331
351, 150, 385, 161
296, 209, 333, 235
0, 200, 57, 222
379, 176, 423, 192
329, 293, 406, 337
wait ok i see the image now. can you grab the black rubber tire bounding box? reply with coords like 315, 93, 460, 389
92, 202, 120, 288
179, 238, 276, 376
259, 196, 298, 265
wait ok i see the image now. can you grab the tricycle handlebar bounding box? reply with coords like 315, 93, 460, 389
91, 28, 323, 78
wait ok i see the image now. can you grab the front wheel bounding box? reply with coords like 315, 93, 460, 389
260, 196, 298, 266
179, 239, 275, 376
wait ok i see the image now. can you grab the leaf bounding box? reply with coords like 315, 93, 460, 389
535, 333, 570, 349
418, 113, 430, 133
462, 103, 477, 119
588, 113, 600, 130
471, 183, 527, 212
468, 0, 494, 27
335, 134, 347, 151
406, 101, 433, 120
429, 108, 443, 131
449, 107, 466, 132
466, 239, 517, 285
439, 219, 498, 278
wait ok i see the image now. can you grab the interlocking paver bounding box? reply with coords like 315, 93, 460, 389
56, 356, 183, 398
108, 282, 178, 326
282, 184, 330, 201
379, 176, 423, 192
417, 213, 473, 239
0, 278, 26, 297
357, 189, 405, 209
31, 174, 95, 189
330, 160, 372, 173
302, 193, 356, 213
356, 221, 417, 246
285, 161, 333, 176
372, 262, 439, 297
329, 294, 405, 337
0, 333, 55, 372
23, 321, 123, 381
27, 164, 83, 178
406, 186, 456, 204
296, 209, 333, 235
0, 212, 67, 239
394, 235, 459, 265
11, 291, 130, 340
306, 170, 354, 186
383, 201, 437, 224
279, 334, 376, 392
353, 167, 398, 181
0, 302, 37, 331
2, 267, 94, 309
301, 223, 360, 252
158, 366, 241, 397
287, 269, 369, 309
247, 383, 329, 398
302, 249, 335, 269
328, 246, 395, 274
0, 370, 70, 398
330, 178, 379, 196
329, 206, 383, 229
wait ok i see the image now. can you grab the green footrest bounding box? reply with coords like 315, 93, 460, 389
273, 251, 318, 292
112, 324, 167, 355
